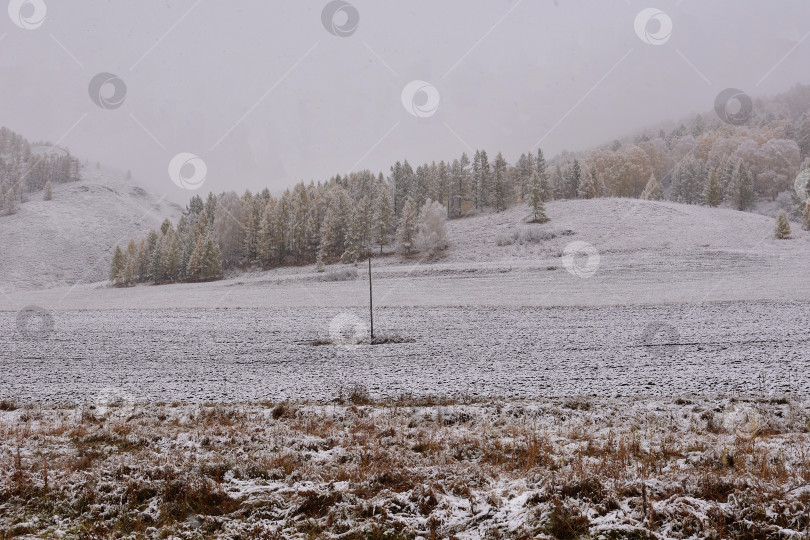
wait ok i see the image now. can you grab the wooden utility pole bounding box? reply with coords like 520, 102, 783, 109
368, 257, 374, 339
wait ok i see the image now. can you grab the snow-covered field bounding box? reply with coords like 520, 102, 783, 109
3, 194, 810, 537
1, 302, 809, 403
3, 197, 809, 403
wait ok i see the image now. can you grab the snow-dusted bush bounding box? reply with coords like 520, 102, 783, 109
416, 199, 448, 252
323, 267, 358, 282
496, 228, 562, 246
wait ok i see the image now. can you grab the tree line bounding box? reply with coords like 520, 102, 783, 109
110, 171, 452, 286
0, 127, 81, 215
112, 84, 810, 286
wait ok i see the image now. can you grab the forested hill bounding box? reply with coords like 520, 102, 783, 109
112, 84, 810, 288
0, 127, 82, 215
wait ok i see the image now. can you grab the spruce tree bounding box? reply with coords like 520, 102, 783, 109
730, 163, 754, 211
529, 171, 549, 223
703, 168, 721, 207
775, 210, 791, 239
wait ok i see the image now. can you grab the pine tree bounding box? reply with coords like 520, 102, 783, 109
640, 173, 663, 201
110, 245, 125, 285
43, 180, 52, 201
529, 171, 549, 223
729, 163, 754, 211
396, 197, 418, 254
775, 210, 791, 239
803, 200, 810, 231
703, 168, 721, 207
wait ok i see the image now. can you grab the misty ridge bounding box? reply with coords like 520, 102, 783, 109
3, 2, 810, 539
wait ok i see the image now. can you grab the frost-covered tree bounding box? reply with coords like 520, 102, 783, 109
578, 168, 600, 199
728, 162, 754, 211
214, 192, 246, 268
110, 245, 125, 285
123, 239, 138, 286
671, 158, 703, 204
318, 187, 351, 261
492, 152, 509, 212
529, 171, 550, 223
417, 199, 448, 252
43, 181, 52, 201
341, 208, 365, 264
374, 185, 394, 253
640, 173, 663, 201
775, 210, 791, 239
535, 149, 551, 201
796, 113, 810, 159
565, 160, 581, 199
703, 168, 722, 207
396, 197, 418, 254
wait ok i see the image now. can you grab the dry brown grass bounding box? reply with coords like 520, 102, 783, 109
0, 396, 808, 538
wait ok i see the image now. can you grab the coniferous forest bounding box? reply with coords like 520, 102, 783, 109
0, 127, 82, 216
108, 84, 810, 286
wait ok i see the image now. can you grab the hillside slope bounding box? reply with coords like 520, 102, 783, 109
4, 198, 808, 310
0, 166, 182, 292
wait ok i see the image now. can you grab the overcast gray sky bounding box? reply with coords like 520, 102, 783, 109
1, 0, 809, 200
